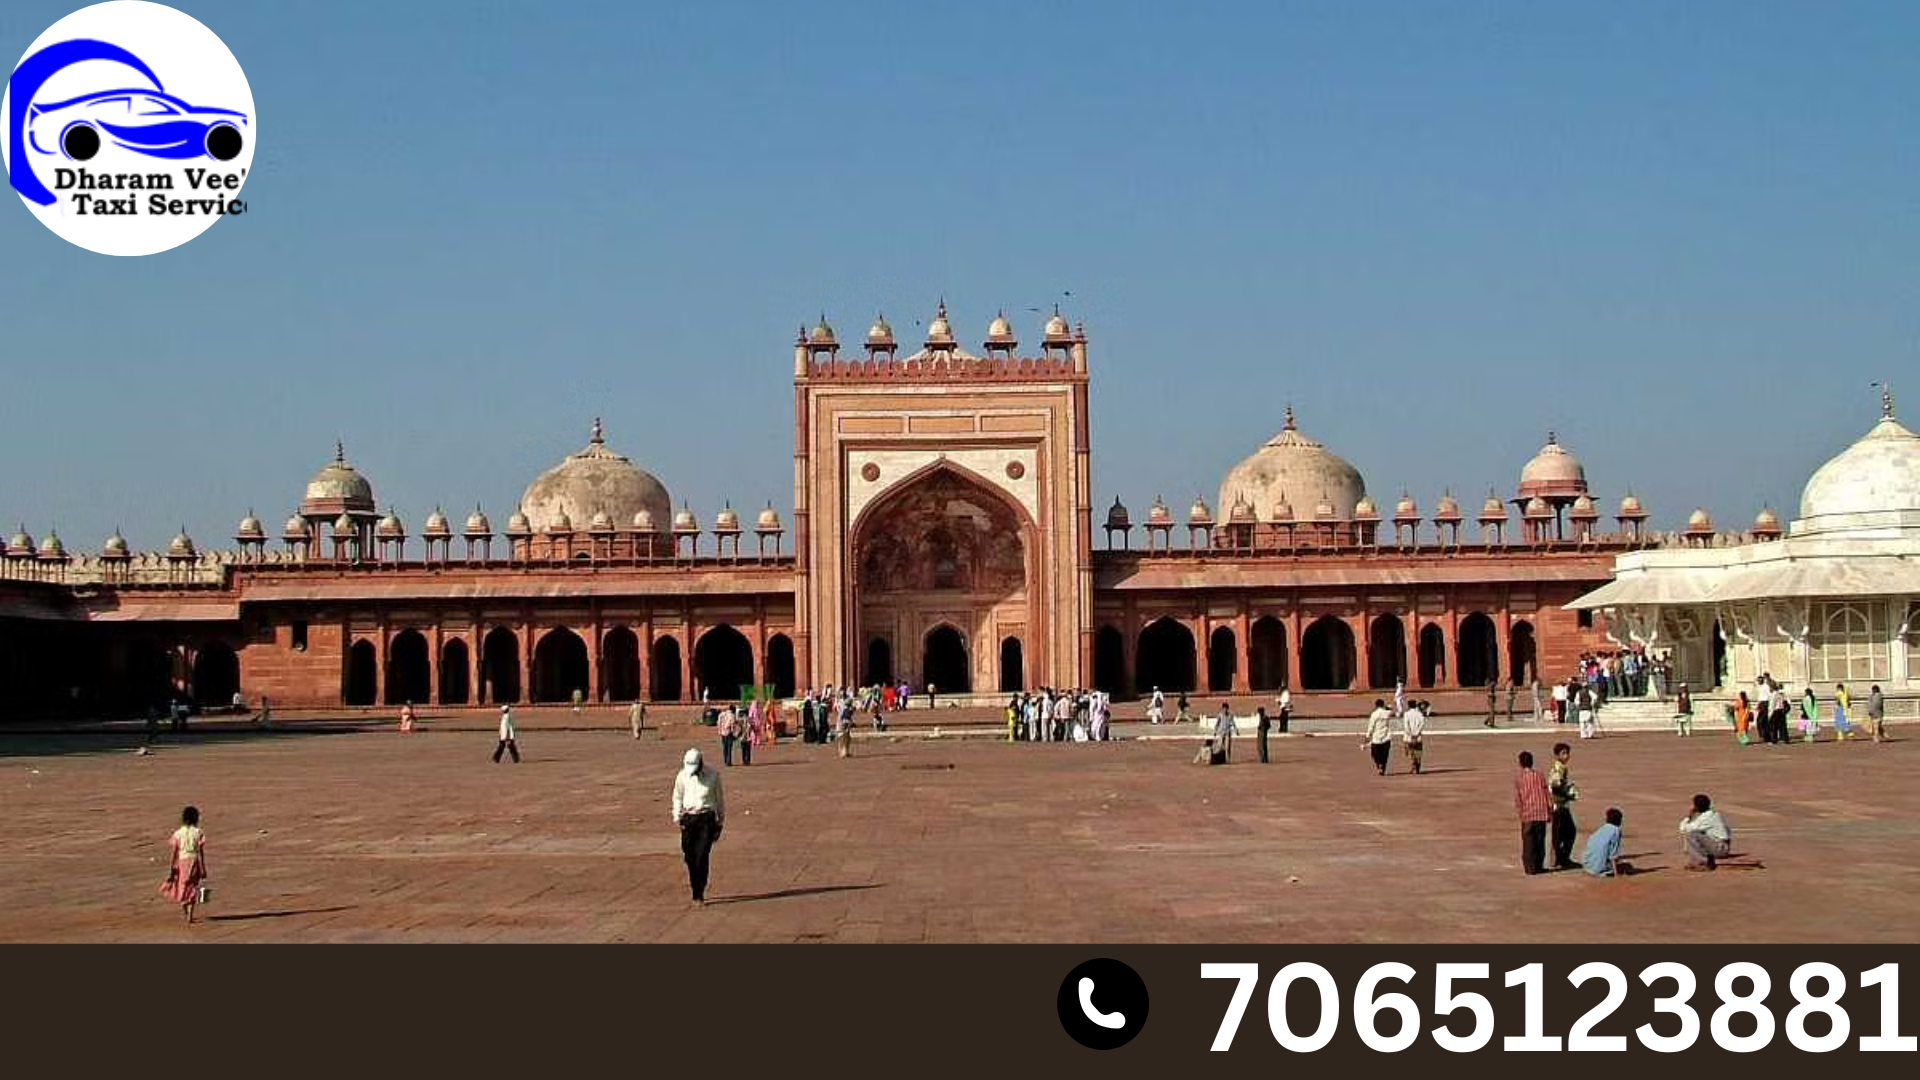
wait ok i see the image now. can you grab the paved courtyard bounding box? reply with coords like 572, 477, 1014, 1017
1, 710, 1914, 942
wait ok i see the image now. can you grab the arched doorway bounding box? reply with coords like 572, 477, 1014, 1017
1368, 615, 1406, 689
1710, 619, 1728, 689
1135, 618, 1196, 693
1092, 625, 1126, 694
924, 624, 970, 694
191, 642, 239, 707
1418, 623, 1445, 688
481, 626, 520, 704
766, 634, 796, 698
651, 635, 682, 701
1508, 620, 1537, 686
694, 625, 754, 701
125, 640, 174, 711
999, 636, 1024, 692
1458, 613, 1498, 687
1249, 617, 1287, 691
853, 464, 1033, 691
1300, 616, 1355, 690
345, 639, 377, 705
533, 627, 588, 703
440, 638, 470, 705
601, 626, 641, 702
1208, 626, 1237, 692
865, 637, 894, 685
385, 630, 430, 705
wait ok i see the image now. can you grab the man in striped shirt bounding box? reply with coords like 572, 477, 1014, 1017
1513, 751, 1552, 875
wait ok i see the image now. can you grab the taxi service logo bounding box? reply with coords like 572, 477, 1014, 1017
3, 1, 256, 256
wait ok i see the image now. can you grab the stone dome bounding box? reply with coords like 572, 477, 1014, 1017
1523, 496, 1552, 519
423, 508, 452, 536
1479, 491, 1507, 521
1146, 496, 1173, 527
986, 311, 1015, 343
519, 419, 671, 536
1043, 308, 1070, 341
588, 509, 615, 532
301, 443, 376, 516
1570, 493, 1599, 519
283, 512, 309, 540
1796, 399, 1920, 527
236, 511, 265, 539
1687, 507, 1713, 531
808, 317, 836, 346
332, 513, 356, 537
168, 529, 196, 558
505, 507, 531, 536
1188, 496, 1213, 525
102, 530, 130, 558
377, 509, 405, 537
1226, 492, 1257, 524
631, 508, 655, 532
1269, 497, 1296, 523
465, 507, 492, 535
1752, 506, 1782, 533
1434, 491, 1462, 520
1617, 493, 1647, 518
38, 531, 66, 559
1105, 497, 1130, 530
1353, 495, 1380, 520
1394, 492, 1419, 519
926, 301, 955, 344
1216, 405, 1367, 527
867, 314, 894, 347
714, 504, 741, 532
1517, 431, 1588, 500
546, 509, 573, 534
8, 526, 35, 556
755, 504, 783, 531
1313, 496, 1338, 521
672, 504, 699, 533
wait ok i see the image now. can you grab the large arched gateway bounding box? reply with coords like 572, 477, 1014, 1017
850, 464, 1035, 693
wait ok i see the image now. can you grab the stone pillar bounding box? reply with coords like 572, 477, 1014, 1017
1233, 605, 1251, 693
583, 620, 600, 706
428, 622, 442, 705
680, 614, 695, 702
1445, 596, 1461, 689
1287, 605, 1304, 694
522, 617, 536, 704
372, 625, 387, 706
1357, 603, 1373, 690
637, 610, 653, 702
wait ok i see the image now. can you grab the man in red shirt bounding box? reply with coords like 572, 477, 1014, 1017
1513, 750, 1552, 875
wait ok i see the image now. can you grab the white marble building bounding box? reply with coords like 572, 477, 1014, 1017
1570, 391, 1919, 701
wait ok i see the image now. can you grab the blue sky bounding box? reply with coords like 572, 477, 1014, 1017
2, 0, 1914, 552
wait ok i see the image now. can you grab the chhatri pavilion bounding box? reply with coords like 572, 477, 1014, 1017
5, 303, 1865, 718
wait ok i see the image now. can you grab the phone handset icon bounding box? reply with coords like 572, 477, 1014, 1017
1078, 977, 1126, 1030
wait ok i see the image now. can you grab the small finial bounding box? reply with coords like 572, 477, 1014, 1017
1874, 380, 1894, 418
1283, 403, 1296, 431
334, 440, 345, 463
591, 417, 604, 444
1546, 429, 1558, 445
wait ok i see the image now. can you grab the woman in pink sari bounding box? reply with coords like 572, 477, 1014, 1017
157, 805, 209, 924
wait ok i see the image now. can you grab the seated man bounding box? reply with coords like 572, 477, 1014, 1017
1679, 793, 1731, 870
1581, 807, 1626, 877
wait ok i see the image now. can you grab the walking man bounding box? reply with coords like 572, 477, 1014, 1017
1484, 682, 1497, 728
1276, 684, 1292, 733
671, 748, 725, 904
1514, 751, 1552, 875
1675, 682, 1694, 737
1365, 699, 1393, 776
1402, 699, 1426, 775
1255, 706, 1271, 763
1506, 679, 1517, 723
629, 699, 647, 740
492, 704, 520, 763
1148, 686, 1166, 724
1547, 743, 1579, 870
1867, 684, 1887, 743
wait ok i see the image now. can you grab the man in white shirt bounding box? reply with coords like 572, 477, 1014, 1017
492, 704, 519, 763
1276, 685, 1292, 733
1679, 792, 1731, 871
671, 748, 726, 904
1551, 680, 1569, 724
1401, 700, 1427, 775
1149, 687, 1166, 724
1365, 700, 1393, 776
629, 700, 647, 740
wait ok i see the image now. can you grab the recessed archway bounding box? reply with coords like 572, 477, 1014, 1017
999, 636, 1024, 692
1208, 625, 1237, 692
1249, 616, 1288, 691
385, 629, 430, 706
1368, 615, 1406, 690
1457, 613, 1498, 687
766, 634, 796, 698
481, 626, 520, 704
601, 626, 641, 702
345, 639, 378, 706
440, 638, 471, 705
1508, 620, 1537, 686
924, 624, 970, 694
1300, 616, 1355, 691
1092, 625, 1126, 694
191, 641, 239, 707
532, 627, 589, 703
1135, 618, 1196, 694
853, 463, 1034, 691
1418, 623, 1445, 689
694, 624, 754, 701
650, 635, 682, 701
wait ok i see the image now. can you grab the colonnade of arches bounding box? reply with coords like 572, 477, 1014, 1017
0, 623, 244, 718
342, 622, 798, 706
1092, 612, 1538, 696
858, 624, 1028, 694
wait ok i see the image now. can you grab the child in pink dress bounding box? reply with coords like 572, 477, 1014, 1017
158, 805, 209, 924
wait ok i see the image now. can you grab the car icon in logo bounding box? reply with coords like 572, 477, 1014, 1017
26, 88, 246, 163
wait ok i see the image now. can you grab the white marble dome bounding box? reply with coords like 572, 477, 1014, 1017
1797, 409, 1920, 527
1216, 406, 1366, 527
520, 419, 671, 536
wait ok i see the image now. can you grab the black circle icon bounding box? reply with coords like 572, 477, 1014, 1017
205, 123, 243, 162
62, 123, 99, 161
1056, 957, 1149, 1050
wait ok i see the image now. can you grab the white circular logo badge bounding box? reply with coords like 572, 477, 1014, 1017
3, 1, 255, 256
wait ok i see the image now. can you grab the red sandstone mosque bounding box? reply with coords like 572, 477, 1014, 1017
6, 302, 1759, 717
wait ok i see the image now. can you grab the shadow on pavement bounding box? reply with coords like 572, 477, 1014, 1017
707, 883, 883, 906
0, 724, 367, 760
207, 904, 356, 923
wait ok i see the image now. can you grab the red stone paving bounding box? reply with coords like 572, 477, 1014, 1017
1, 712, 1914, 943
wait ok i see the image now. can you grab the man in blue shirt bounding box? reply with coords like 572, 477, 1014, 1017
1581, 807, 1625, 877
